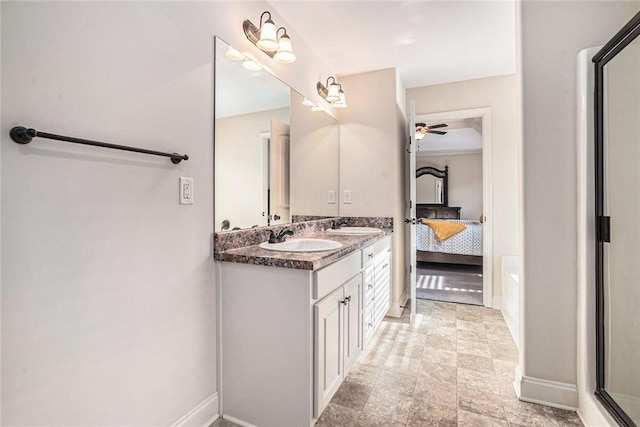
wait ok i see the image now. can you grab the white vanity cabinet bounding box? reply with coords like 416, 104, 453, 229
362, 237, 392, 345
314, 273, 361, 417
218, 235, 391, 427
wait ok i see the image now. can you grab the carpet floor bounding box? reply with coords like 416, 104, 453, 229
416, 262, 483, 306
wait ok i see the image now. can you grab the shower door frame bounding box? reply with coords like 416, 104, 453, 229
592, 11, 640, 427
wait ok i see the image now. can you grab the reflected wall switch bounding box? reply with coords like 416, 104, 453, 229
180, 177, 194, 205
328, 190, 336, 204
344, 190, 352, 204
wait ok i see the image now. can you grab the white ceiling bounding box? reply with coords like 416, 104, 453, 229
417, 118, 482, 155
269, 0, 517, 89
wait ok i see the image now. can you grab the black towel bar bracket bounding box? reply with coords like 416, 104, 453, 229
9, 126, 189, 164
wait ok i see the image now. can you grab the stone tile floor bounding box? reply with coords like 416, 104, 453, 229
213, 299, 584, 427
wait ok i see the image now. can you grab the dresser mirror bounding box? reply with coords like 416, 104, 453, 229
416, 166, 448, 206
214, 37, 339, 232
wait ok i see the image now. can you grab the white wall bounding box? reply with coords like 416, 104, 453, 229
520, 0, 639, 409
1, 1, 334, 425
338, 67, 407, 312
417, 153, 483, 221
407, 74, 520, 304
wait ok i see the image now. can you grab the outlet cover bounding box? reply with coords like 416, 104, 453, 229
344, 190, 352, 204
180, 177, 194, 205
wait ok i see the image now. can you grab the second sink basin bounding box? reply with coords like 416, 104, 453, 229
259, 238, 343, 253
328, 227, 382, 235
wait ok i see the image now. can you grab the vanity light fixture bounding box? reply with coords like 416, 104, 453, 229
317, 76, 348, 108
243, 11, 296, 64
225, 47, 246, 61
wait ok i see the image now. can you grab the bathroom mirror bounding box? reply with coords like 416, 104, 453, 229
416, 166, 448, 206
214, 37, 339, 232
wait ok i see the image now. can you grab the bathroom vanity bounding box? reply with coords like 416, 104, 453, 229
215, 222, 391, 426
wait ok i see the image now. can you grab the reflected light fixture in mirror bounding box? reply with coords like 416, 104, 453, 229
317, 76, 348, 109
243, 11, 296, 64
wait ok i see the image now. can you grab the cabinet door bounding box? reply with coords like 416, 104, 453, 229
314, 286, 344, 418
373, 252, 392, 330
343, 274, 362, 375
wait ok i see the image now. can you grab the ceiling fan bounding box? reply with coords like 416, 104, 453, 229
415, 122, 448, 138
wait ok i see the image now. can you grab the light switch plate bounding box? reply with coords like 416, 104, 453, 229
328, 190, 336, 204
180, 177, 194, 205
344, 190, 352, 204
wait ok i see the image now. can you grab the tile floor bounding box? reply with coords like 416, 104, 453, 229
213, 299, 584, 427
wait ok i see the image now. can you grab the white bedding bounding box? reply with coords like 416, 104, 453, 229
417, 220, 483, 256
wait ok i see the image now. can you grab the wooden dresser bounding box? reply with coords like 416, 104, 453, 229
416, 205, 461, 220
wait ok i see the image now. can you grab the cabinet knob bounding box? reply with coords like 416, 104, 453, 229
383, 263, 389, 269
341, 295, 351, 305
368, 283, 373, 289
368, 253, 374, 259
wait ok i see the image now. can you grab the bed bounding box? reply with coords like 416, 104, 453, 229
416, 219, 483, 265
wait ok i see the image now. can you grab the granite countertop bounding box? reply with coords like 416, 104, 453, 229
215, 229, 392, 271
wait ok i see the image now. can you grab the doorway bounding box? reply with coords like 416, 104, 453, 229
411, 108, 493, 308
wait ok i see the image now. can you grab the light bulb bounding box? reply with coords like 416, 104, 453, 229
326, 83, 340, 103
257, 18, 278, 51
333, 91, 348, 109
225, 47, 245, 61
274, 34, 296, 64
242, 59, 262, 71
302, 98, 314, 107
311, 105, 323, 112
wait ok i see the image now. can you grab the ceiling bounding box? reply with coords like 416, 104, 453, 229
417, 118, 482, 155
269, 1, 517, 89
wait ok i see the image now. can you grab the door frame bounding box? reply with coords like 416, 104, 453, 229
414, 107, 494, 308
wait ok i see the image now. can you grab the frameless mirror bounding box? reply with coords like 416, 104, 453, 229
214, 37, 339, 232
416, 166, 448, 206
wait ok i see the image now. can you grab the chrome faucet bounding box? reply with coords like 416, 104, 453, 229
268, 229, 294, 243
332, 220, 348, 230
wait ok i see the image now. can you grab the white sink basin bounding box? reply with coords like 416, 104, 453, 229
328, 227, 382, 235
259, 238, 343, 253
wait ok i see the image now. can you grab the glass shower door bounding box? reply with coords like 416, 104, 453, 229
594, 12, 640, 427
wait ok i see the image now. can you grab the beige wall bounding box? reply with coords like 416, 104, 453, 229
407, 74, 520, 303
215, 108, 289, 230
521, 0, 639, 399
289, 92, 340, 218
417, 153, 483, 221
338, 67, 407, 310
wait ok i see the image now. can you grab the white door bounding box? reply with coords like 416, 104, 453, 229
405, 101, 417, 322
270, 120, 290, 225
342, 274, 362, 375
314, 286, 343, 417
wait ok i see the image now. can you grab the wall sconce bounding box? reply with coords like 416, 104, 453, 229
243, 11, 296, 64
317, 76, 348, 109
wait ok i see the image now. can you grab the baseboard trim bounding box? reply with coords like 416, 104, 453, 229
577, 391, 619, 427
171, 393, 219, 427
492, 295, 502, 310
387, 289, 408, 318
517, 373, 578, 410
222, 414, 258, 427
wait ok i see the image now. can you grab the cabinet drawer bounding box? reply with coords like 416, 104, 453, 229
314, 250, 361, 300
374, 236, 391, 255
441, 210, 459, 219
362, 244, 375, 267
